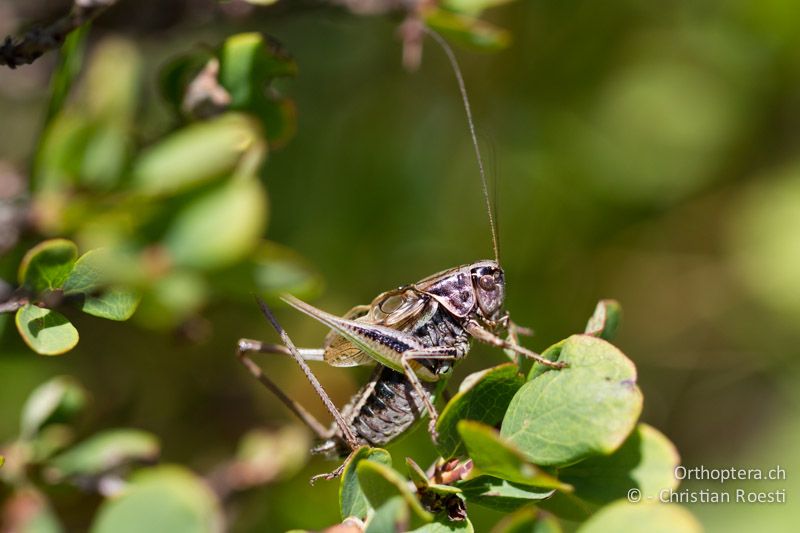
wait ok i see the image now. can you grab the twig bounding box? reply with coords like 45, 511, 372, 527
0, 0, 117, 69
0, 297, 28, 314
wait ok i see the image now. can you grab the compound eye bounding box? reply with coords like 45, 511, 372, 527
478, 274, 496, 291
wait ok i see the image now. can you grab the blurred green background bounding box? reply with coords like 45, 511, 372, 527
1, 0, 799, 531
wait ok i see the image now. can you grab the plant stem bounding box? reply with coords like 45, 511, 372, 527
0, 0, 117, 69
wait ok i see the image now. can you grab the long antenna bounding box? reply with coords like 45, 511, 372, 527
422, 26, 500, 263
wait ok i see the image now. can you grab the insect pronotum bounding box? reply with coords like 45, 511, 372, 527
236, 27, 566, 483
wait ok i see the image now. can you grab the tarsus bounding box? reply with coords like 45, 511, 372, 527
422, 26, 500, 263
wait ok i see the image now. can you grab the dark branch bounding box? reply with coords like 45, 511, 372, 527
0, 0, 116, 69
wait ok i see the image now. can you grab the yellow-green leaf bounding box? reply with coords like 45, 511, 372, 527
15, 305, 79, 356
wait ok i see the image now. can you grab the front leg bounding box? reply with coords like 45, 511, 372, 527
466, 320, 567, 369
400, 349, 458, 444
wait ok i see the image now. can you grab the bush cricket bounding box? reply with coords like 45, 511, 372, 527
236, 28, 566, 483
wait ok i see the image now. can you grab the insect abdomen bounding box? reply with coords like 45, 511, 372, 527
313, 366, 437, 457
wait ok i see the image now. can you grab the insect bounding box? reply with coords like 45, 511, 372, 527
236, 28, 566, 482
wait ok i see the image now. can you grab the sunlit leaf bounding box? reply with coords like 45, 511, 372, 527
436, 364, 525, 459
18, 239, 78, 292
130, 113, 260, 196
91, 465, 223, 533
45, 25, 89, 123
219, 32, 297, 146
410, 518, 475, 532
164, 177, 268, 270
45, 429, 160, 482
457, 421, 567, 489
424, 9, 511, 51
356, 461, 433, 524
365, 496, 410, 533
63, 249, 140, 321
577, 501, 701, 533
457, 476, 554, 512
20, 376, 87, 439
490, 507, 563, 533
558, 424, 679, 505
442, 0, 512, 15
340, 447, 392, 520
15, 305, 79, 356
501, 335, 642, 466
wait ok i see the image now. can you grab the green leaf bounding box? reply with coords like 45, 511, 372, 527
232, 426, 310, 488
45, 429, 160, 482
442, 0, 512, 16
410, 518, 475, 532
91, 465, 223, 533
20, 376, 87, 439
457, 421, 567, 490
63, 249, 140, 321
558, 424, 679, 505
584, 299, 622, 341
79, 289, 140, 321
356, 461, 433, 524
366, 496, 410, 533
159, 51, 215, 115
501, 335, 643, 466
18, 239, 78, 292
436, 363, 525, 458
15, 305, 79, 356
218, 32, 297, 146
577, 501, 702, 533
424, 9, 511, 51
45, 25, 89, 123
457, 476, 554, 512
340, 447, 392, 520
130, 113, 261, 196
164, 177, 268, 270
491, 507, 563, 533
33, 111, 94, 192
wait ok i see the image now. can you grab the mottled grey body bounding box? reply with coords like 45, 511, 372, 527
313, 300, 471, 457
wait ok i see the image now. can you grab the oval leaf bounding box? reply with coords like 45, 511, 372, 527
130, 113, 259, 196
558, 424, 679, 505
365, 496, 410, 533
490, 507, 562, 533
18, 239, 78, 292
91, 465, 223, 533
340, 447, 392, 520
411, 518, 475, 532
356, 461, 433, 524
456, 476, 554, 512
20, 376, 87, 439
45, 429, 160, 481
15, 305, 79, 356
436, 364, 525, 459
577, 501, 701, 533
164, 178, 267, 269
457, 421, 567, 490
501, 335, 643, 466
63, 249, 141, 321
